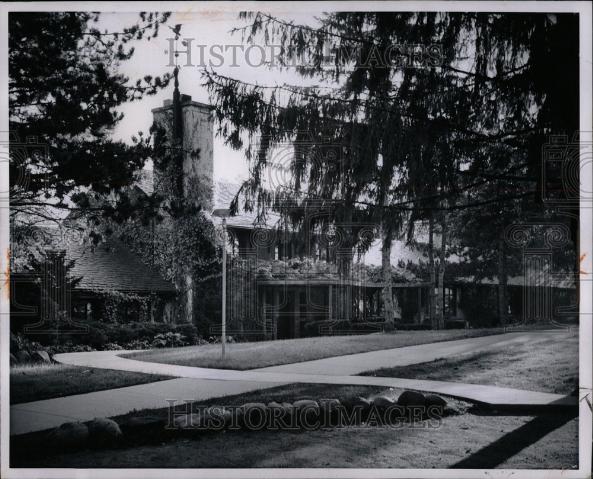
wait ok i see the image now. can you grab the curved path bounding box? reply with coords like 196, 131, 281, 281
11, 331, 576, 435
55, 331, 576, 409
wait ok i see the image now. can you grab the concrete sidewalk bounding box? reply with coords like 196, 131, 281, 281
11, 331, 577, 435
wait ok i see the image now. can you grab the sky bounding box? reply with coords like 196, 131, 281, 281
105, 10, 327, 185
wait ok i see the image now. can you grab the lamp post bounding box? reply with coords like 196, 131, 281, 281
212, 208, 230, 360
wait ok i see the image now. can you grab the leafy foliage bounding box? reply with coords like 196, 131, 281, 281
9, 12, 173, 226
204, 12, 579, 326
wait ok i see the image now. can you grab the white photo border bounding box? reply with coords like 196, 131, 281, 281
0, 2, 591, 478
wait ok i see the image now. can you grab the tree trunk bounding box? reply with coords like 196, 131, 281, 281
428, 213, 437, 329
497, 236, 508, 326
381, 227, 395, 331
339, 206, 354, 322
436, 215, 448, 329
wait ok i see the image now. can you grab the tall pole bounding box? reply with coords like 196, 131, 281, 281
221, 217, 227, 360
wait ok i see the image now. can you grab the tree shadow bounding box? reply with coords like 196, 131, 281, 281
451, 412, 577, 469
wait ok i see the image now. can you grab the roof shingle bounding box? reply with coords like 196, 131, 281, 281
66, 239, 176, 294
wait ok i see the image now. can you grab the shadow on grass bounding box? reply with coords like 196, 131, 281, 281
361, 351, 502, 379
451, 412, 577, 468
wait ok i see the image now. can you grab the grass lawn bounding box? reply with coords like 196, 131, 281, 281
126, 328, 503, 370
9, 328, 580, 469
11, 380, 577, 469
16, 413, 575, 469
10, 363, 170, 404
362, 329, 578, 395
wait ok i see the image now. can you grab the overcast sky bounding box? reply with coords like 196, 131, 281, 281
106, 10, 326, 184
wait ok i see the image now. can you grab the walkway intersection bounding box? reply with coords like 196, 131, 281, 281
10, 331, 577, 435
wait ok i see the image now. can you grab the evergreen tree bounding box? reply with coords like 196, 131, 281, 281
10, 12, 174, 227
202, 11, 578, 328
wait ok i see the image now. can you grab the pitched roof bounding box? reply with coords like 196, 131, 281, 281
212, 181, 282, 229
212, 182, 435, 268
66, 239, 176, 294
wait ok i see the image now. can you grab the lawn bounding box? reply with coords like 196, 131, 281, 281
11, 380, 577, 469
126, 328, 503, 370
362, 329, 578, 394
10, 363, 170, 404
16, 413, 575, 469
11, 329, 579, 469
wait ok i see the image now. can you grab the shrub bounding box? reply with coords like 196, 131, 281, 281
303, 320, 383, 337
124, 339, 152, 350
15, 320, 204, 351
151, 332, 187, 348
86, 327, 109, 349
396, 322, 432, 331
444, 319, 468, 329
171, 323, 198, 342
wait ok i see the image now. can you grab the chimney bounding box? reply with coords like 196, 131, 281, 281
152, 94, 214, 211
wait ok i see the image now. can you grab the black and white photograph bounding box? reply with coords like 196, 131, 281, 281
0, 1, 591, 477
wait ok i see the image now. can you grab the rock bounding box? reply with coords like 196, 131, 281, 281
173, 413, 201, 429
200, 406, 232, 430
120, 416, 165, 437
266, 401, 290, 425
292, 399, 320, 414
293, 399, 320, 427
345, 396, 372, 411
32, 350, 51, 363
397, 390, 426, 408
87, 417, 122, 447
293, 399, 319, 410
173, 407, 232, 431
339, 396, 371, 424
319, 398, 341, 414
16, 350, 31, 363
282, 402, 295, 416
48, 421, 89, 449
267, 401, 287, 415
318, 398, 341, 425
425, 394, 447, 408
443, 405, 461, 416
372, 395, 396, 409
241, 402, 268, 430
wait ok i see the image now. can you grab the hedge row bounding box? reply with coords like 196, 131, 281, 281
19, 320, 199, 350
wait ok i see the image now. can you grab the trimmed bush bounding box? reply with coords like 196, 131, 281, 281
14, 321, 202, 351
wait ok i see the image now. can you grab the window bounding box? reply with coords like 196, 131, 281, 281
444, 288, 456, 317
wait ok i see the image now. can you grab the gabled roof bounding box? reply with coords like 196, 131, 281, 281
66, 239, 176, 294
212, 181, 282, 229
211, 182, 433, 267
